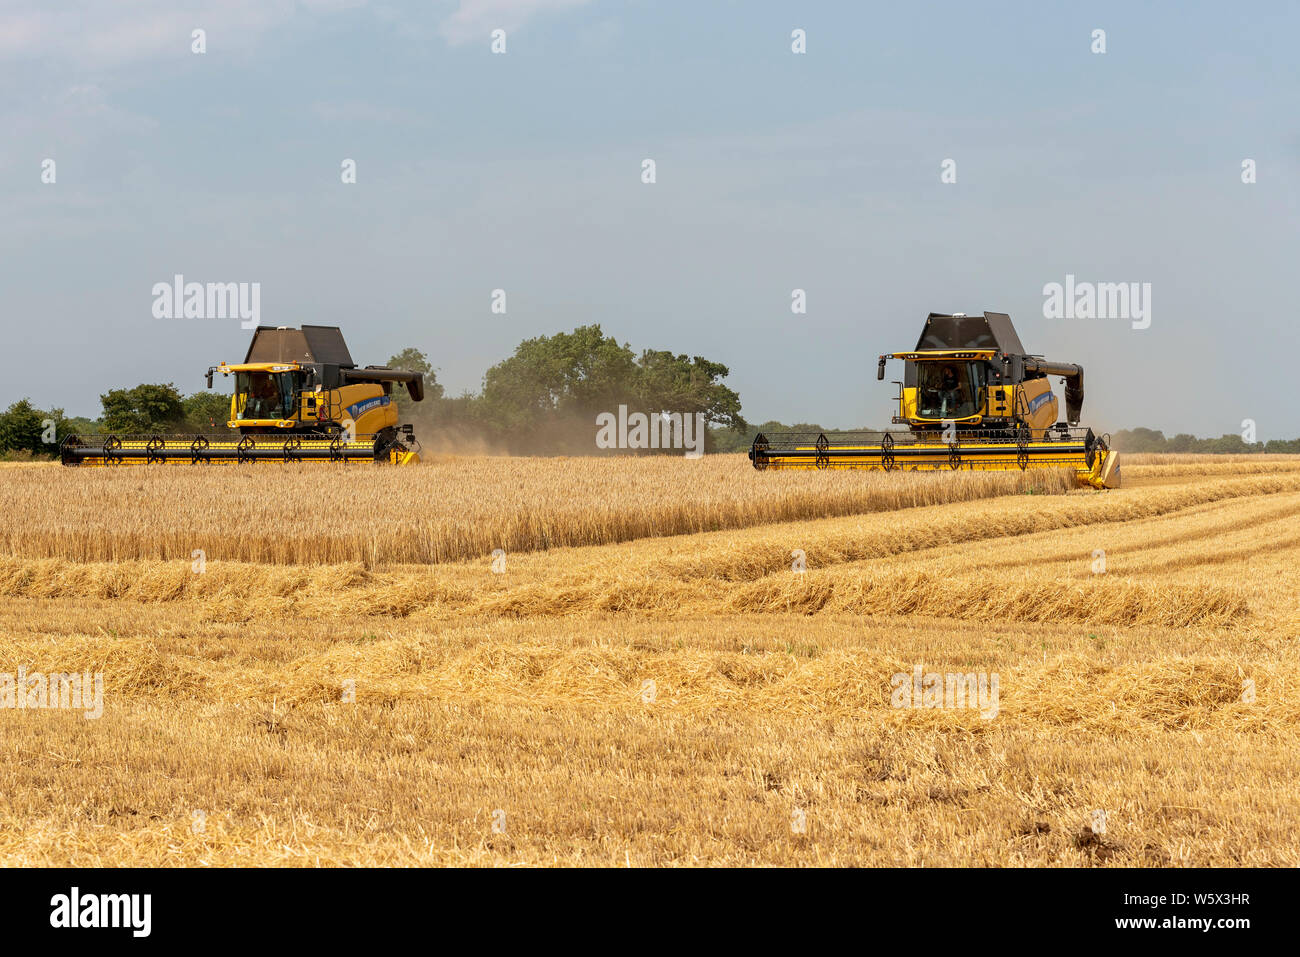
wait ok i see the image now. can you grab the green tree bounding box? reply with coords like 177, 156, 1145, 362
474, 325, 746, 453
181, 391, 235, 433
1112, 427, 1167, 452
387, 347, 432, 379
476, 325, 637, 437
61, 415, 99, 437
708, 420, 881, 454
0, 399, 47, 454
1204, 433, 1249, 454
633, 350, 745, 432
99, 384, 185, 434
386, 347, 445, 424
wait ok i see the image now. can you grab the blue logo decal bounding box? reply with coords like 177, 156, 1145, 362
1027, 391, 1055, 413
345, 395, 390, 420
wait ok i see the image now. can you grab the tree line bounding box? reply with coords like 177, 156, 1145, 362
1109, 427, 1300, 455
0, 388, 233, 458
4, 332, 1300, 457
0, 325, 746, 457
390, 325, 744, 454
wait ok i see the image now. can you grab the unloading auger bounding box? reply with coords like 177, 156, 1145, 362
61, 325, 426, 466
748, 312, 1121, 489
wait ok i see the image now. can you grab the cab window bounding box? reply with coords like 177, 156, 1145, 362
917, 362, 985, 419
235, 371, 298, 420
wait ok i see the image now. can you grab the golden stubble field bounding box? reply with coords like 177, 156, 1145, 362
1, 453, 1298, 866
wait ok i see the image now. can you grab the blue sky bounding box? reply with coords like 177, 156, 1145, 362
3, 0, 1297, 436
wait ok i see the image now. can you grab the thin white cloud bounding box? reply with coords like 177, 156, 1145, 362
310, 98, 426, 126
0, 0, 597, 66
438, 0, 595, 46
0, 1, 349, 68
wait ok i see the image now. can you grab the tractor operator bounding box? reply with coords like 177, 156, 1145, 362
246, 374, 281, 418
937, 364, 963, 416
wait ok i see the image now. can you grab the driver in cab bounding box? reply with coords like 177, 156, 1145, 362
245, 374, 280, 418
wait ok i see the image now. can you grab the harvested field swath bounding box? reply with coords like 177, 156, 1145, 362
2, 609, 1298, 866
1, 613, 1293, 730
2, 454, 1299, 866
723, 574, 1249, 626
0, 471, 1292, 627
0, 457, 1073, 565
1127, 459, 1300, 476
1122, 453, 1300, 465
0, 554, 1254, 627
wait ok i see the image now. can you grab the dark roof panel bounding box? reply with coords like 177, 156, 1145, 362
915, 312, 1025, 354
244, 325, 354, 366
981, 312, 1025, 354
301, 325, 354, 366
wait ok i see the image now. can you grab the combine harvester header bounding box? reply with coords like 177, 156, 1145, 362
61, 325, 426, 466
749, 311, 1121, 489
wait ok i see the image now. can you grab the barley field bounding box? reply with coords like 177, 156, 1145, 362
1, 453, 1297, 866
0, 456, 1071, 565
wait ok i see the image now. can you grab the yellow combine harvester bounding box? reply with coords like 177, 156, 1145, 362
61, 325, 425, 466
749, 312, 1121, 488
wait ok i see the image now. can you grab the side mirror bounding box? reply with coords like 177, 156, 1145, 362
877, 357, 887, 381
205, 367, 215, 389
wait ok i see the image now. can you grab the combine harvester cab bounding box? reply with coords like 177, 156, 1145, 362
61, 325, 426, 467
749, 311, 1121, 489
